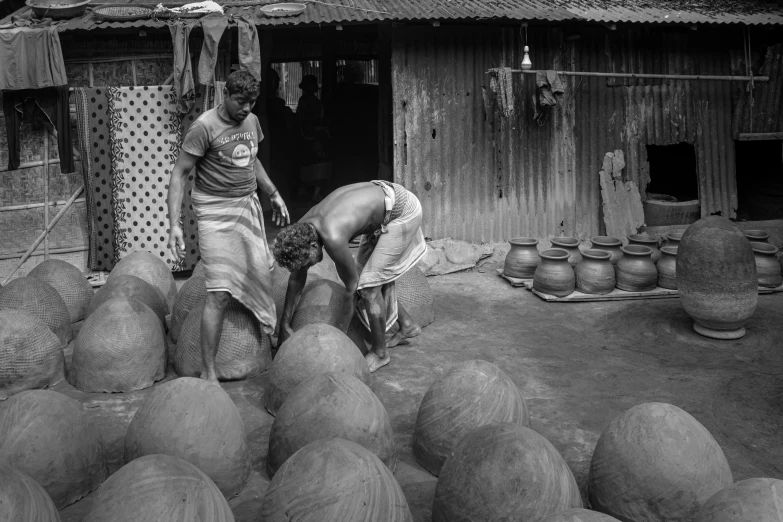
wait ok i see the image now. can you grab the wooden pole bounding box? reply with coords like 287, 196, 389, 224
2, 186, 84, 285
486, 68, 769, 82
43, 127, 50, 260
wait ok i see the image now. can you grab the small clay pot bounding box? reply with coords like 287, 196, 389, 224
749, 242, 782, 288
628, 233, 661, 264
590, 236, 623, 265
616, 245, 658, 292
550, 237, 583, 267
504, 238, 540, 279
533, 249, 575, 297
657, 246, 678, 290
665, 231, 683, 248
575, 250, 615, 295
744, 229, 770, 243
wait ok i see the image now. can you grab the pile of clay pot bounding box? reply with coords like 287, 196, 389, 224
504, 228, 782, 298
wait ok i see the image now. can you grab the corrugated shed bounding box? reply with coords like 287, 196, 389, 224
732, 42, 783, 135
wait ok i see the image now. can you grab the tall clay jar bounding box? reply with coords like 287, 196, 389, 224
627, 233, 661, 263
550, 237, 583, 267
744, 229, 770, 243
575, 249, 615, 295
665, 231, 683, 248
590, 236, 624, 265
657, 246, 678, 290
616, 245, 658, 292
750, 242, 783, 288
677, 215, 757, 340
504, 238, 540, 279
533, 249, 575, 297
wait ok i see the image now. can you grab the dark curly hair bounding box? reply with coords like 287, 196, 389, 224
273, 222, 319, 271
226, 70, 260, 99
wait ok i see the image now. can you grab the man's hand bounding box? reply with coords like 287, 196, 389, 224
270, 191, 290, 227
168, 225, 186, 262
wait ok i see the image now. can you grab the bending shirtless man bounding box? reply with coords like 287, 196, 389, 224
272, 181, 426, 372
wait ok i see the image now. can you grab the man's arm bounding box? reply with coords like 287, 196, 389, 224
278, 266, 308, 345
328, 240, 360, 333
254, 158, 290, 227
167, 151, 199, 261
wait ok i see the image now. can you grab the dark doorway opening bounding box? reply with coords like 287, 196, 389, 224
735, 140, 783, 221
645, 143, 699, 202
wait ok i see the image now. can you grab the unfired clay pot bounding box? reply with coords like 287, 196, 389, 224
504, 238, 540, 279
550, 237, 583, 267
665, 231, 683, 247
677, 215, 757, 340
750, 242, 782, 289
744, 229, 770, 243
574, 250, 615, 295
616, 245, 658, 292
627, 234, 661, 264
533, 249, 575, 297
590, 237, 623, 265
657, 246, 678, 290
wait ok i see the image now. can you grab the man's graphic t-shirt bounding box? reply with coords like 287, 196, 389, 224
181, 107, 263, 198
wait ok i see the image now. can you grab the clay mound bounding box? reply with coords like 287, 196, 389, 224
433, 423, 582, 521
69, 297, 166, 393
108, 251, 178, 313
412, 359, 529, 476
694, 478, 783, 522
82, 454, 233, 522
0, 310, 65, 400
0, 277, 72, 346
0, 464, 60, 521
267, 372, 396, 478
28, 259, 94, 323
541, 508, 622, 522
169, 261, 206, 343
125, 377, 251, 499
291, 279, 345, 331
588, 402, 733, 522
0, 390, 108, 509
260, 438, 413, 522
263, 323, 371, 416
174, 297, 271, 381
396, 265, 435, 327
86, 274, 167, 325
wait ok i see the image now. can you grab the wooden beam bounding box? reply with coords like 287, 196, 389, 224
43, 128, 49, 260
0, 198, 86, 213
737, 132, 783, 141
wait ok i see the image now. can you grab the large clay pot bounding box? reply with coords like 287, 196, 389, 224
744, 229, 769, 243
750, 242, 782, 288
590, 237, 623, 265
504, 238, 540, 278
574, 250, 615, 295
550, 237, 582, 267
677, 216, 757, 340
665, 231, 683, 247
533, 249, 575, 297
616, 246, 657, 292
657, 246, 678, 290
627, 234, 661, 263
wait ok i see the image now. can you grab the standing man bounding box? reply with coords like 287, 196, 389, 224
168, 70, 290, 384
272, 181, 425, 372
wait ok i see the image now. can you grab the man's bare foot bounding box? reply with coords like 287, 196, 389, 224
385, 323, 421, 348
199, 370, 220, 385
365, 352, 390, 373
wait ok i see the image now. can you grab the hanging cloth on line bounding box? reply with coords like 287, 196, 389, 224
533, 70, 565, 125
0, 24, 67, 90
169, 20, 198, 114
234, 15, 261, 82
198, 14, 228, 85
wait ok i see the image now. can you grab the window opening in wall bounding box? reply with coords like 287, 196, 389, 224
645, 143, 699, 202
735, 140, 783, 221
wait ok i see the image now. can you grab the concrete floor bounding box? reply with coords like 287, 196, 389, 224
58, 259, 783, 521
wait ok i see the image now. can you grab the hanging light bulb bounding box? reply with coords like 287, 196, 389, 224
521, 45, 533, 70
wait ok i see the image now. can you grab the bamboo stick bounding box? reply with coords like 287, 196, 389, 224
487, 68, 769, 82
0, 198, 86, 213
0, 158, 61, 173
43, 128, 50, 259
66, 53, 173, 64
0, 245, 88, 261
2, 186, 84, 286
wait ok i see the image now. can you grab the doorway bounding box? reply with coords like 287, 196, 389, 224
735, 139, 783, 221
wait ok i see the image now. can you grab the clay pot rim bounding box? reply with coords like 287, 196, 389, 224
665, 231, 683, 240
749, 241, 778, 255
627, 233, 657, 245
581, 249, 611, 261
591, 236, 622, 247
551, 237, 580, 247
744, 229, 770, 239
620, 245, 653, 256
508, 237, 539, 247
660, 246, 678, 255
539, 248, 571, 261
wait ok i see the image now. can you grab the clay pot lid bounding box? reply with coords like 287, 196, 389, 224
627, 233, 657, 245
660, 246, 678, 256
749, 241, 778, 255
581, 249, 611, 260
591, 236, 622, 247
539, 248, 570, 261
509, 237, 539, 246
744, 229, 770, 240
621, 245, 653, 256
666, 231, 684, 241
551, 237, 579, 247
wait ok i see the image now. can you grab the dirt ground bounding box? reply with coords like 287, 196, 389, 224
57, 258, 783, 521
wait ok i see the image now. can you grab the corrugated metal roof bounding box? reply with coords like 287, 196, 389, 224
4, 0, 783, 31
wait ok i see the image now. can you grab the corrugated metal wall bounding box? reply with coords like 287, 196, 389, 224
392, 24, 774, 243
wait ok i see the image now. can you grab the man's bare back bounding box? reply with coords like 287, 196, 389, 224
299, 182, 387, 246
